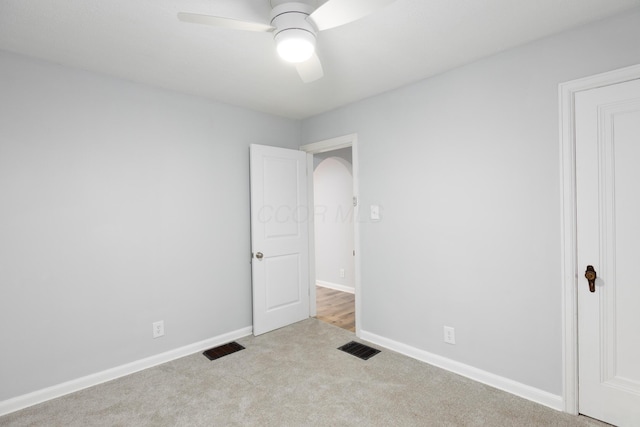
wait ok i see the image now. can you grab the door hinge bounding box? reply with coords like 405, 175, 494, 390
353, 196, 358, 207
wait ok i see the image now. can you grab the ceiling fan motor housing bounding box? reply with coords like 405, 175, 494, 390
271, 2, 317, 62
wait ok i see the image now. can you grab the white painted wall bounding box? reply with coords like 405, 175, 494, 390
0, 51, 300, 402
301, 8, 640, 396
313, 151, 354, 291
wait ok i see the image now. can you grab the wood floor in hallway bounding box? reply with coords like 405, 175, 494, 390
315, 285, 355, 332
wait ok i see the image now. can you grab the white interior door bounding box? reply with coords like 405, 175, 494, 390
250, 144, 309, 336
575, 78, 640, 426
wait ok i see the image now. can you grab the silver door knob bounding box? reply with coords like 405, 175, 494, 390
255, 252, 264, 260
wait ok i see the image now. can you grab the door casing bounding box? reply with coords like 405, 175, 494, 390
300, 133, 361, 336
559, 63, 640, 414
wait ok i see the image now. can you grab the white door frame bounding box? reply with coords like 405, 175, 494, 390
559, 63, 640, 415
300, 133, 361, 336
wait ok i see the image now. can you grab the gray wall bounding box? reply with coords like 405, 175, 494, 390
3, 6, 640, 408
301, 9, 640, 395
313, 147, 352, 168
0, 51, 300, 401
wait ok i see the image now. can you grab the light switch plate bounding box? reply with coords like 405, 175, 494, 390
370, 205, 380, 220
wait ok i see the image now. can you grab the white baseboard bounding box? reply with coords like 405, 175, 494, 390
2, 326, 564, 416
359, 330, 564, 412
316, 280, 355, 294
0, 326, 253, 417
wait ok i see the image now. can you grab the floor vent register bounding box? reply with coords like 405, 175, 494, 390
338, 341, 381, 360
203, 341, 245, 361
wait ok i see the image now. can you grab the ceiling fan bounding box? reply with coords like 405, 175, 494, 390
177, 0, 396, 83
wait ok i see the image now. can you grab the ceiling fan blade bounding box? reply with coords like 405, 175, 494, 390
177, 12, 275, 32
308, 0, 396, 31
296, 53, 324, 83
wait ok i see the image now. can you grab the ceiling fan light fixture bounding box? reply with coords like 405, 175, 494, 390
275, 29, 316, 63
179, 0, 397, 83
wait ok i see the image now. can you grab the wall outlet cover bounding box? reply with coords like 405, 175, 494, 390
153, 320, 165, 338
443, 326, 455, 344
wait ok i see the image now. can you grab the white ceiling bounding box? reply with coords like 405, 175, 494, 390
1, 0, 639, 119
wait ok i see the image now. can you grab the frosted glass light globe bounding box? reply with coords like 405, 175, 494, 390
275, 29, 316, 63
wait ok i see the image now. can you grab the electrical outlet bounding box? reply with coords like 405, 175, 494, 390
153, 320, 165, 338
339, 268, 345, 278
443, 326, 456, 344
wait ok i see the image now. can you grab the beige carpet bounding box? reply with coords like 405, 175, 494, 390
1, 319, 607, 426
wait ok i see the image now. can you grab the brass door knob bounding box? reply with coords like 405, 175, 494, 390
585, 265, 597, 293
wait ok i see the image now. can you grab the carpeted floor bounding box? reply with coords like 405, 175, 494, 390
1, 319, 608, 426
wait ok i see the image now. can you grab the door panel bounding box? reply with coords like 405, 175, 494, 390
265, 254, 301, 310
575, 78, 640, 426
250, 144, 309, 336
